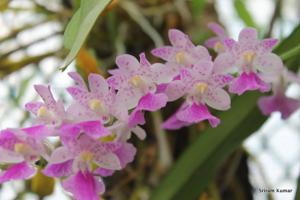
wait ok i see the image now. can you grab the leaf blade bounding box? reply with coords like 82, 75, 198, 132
61, 0, 112, 70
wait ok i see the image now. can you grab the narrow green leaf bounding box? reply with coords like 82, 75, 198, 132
234, 0, 257, 28
280, 44, 300, 61
150, 92, 265, 200
274, 24, 300, 54
63, 10, 81, 49
61, 0, 112, 70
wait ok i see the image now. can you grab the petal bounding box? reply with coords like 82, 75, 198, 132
63, 171, 105, 200
208, 22, 226, 36
79, 121, 110, 139
213, 53, 235, 73
131, 126, 147, 140
260, 38, 278, 52
229, 72, 271, 95
139, 52, 151, 67
162, 113, 191, 130
49, 146, 73, 163
168, 29, 194, 48
43, 160, 73, 177
254, 53, 283, 75
258, 94, 300, 119
0, 162, 36, 183
67, 86, 90, 105
0, 147, 24, 163
0, 129, 20, 150
114, 143, 136, 168
68, 72, 87, 90
94, 152, 121, 170
191, 45, 211, 60
210, 74, 234, 87
25, 102, 43, 115
136, 93, 168, 111
34, 85, 56, 109
22, 125, 53, 138
193, 60, 213, 79
223, 38, 237, 50
116, 54, 140, 73
176, 103, 220, 127
204, 88, 231, 110
128, 110, 145, 128
88, 73, 109, 95
150, 63, 179, 84
204, 37, 219, 49
107, 74, 127, 89
116, 87, 143, 110
151, 46, 176, 61
238, 28, 257, 43
165, 80, 186, 101
95, 168, 114, 177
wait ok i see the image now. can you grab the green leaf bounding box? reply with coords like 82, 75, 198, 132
274, 24, 300, 54
149, 25, 300, 200
191, 0, 206, 17
61, 0, 112, 70
150, 92, 265, 200
296, 175, 300, 200
63, 10, 81, 49
234, 0, 257, 28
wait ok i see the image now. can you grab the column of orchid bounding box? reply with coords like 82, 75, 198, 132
0, 23, 299, 200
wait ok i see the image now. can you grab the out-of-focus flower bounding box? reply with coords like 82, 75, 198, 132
214, 28, 283, 95
205, 22, 228, 53
25, 85, 68, 126
67, 72, 127, 123
258, 69, 300, 119
0, 126, 52, 183
43, 125, 136, 200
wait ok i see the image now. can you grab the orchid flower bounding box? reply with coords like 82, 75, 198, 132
43, 124, 136, 200
108, 53, 175, 109
163, 60, 232, 129
214, 28, 284, 95
152, 29, 211, 68
258, 69, 300, 119
67, 72, 127, 123
25, 85, 68, 126
205, 22, 228, 53
0, 126, 52, 183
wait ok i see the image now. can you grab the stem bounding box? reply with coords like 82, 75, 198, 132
151, 111, 173, 169
280, 44, 300, 61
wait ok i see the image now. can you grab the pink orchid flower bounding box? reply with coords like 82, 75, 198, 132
258, 69, 300, 119
0, 126, 52, 183
25, 85, 68, 126
108, 53, 175, 109
163, 60, 232, 129
152, 29, 211, 68
214, 28, 284, 95
67, 72, 127, 123
43, 125, 136, 200
204, 22, 228, 53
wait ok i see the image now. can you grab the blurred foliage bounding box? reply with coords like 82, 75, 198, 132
0, 0, 299, 200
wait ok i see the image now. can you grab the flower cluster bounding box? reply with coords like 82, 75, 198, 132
0, 23, 299, 200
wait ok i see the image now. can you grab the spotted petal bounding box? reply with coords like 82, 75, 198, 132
0, 162, 36, 183
63, 171, 105, 200
204, 88, 231, 111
